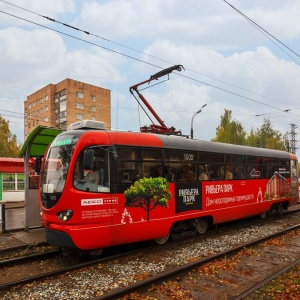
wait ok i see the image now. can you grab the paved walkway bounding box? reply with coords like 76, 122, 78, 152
0, 201, 46, 250
0, 228, 46, 250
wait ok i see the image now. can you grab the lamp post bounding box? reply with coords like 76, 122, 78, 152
190, 104, 207, 139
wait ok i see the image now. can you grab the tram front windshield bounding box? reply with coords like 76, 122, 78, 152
41, 143, 74, 194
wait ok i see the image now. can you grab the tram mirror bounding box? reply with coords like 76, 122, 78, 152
83, 149, 94, 170
34, 157, 42, 174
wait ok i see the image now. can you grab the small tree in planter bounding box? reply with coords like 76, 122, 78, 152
124, 177, 172, 221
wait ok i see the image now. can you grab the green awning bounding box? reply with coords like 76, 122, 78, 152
20, 126, 63, 157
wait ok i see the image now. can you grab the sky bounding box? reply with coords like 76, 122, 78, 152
1, 0, 300, 156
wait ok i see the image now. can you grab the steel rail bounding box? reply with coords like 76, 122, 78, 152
1, 208, 300, 294
232, 257, 300, 299
95, 223, 300, 300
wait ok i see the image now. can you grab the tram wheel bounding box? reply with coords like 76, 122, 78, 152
154, 231, 170, 245
277, 203, 284, 215
260, 212, 267, 219
192, 217, 208, 234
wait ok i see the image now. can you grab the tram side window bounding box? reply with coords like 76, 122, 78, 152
177, 163, 196, 182
142, 149, 161, 161
205, 164, 222, 180
164, 149, 197, 182
115, 147, 142, 184
263, 165, 275, 178
277, 159, 290, 178
117, 147, 138, 160
199, 153, 224, 163
143, 163, 162, 178
229, 155, 245, 165
263, 158, 277, 178
164, 163, 176, 181
198, 164, 209, 180
116, 161, 142, 183
165, 149, 181, 162
231, 165, 244, 179
142, 148, 163, 178
73, 146, 110, 192
246, 165, 261, 179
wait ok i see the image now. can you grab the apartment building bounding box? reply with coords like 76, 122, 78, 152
24, 78, 111, 139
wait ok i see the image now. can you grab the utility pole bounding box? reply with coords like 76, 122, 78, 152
289, 123, 297, 154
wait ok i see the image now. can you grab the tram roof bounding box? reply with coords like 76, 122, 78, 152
53, 129, 293, 159
157, 134, 291, 158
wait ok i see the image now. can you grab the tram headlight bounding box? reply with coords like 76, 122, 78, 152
57, 210, 73, 222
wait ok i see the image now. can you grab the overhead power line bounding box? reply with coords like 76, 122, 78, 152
222, 0, 300, 65
1, 1, 300, 117
2, 0, 300, 112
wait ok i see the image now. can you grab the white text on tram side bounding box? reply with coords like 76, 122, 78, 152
205, 184, 233, 194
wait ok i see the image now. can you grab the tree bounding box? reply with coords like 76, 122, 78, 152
212, 111, 288, 152
212, 109, 246, 145
124, 177, 172, 221
246, 117, 286, 151
0, 115, 22, 157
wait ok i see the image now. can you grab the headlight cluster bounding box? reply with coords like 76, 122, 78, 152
57, 210, 73, 221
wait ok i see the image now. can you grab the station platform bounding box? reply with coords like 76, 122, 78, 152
0, 201, 46, 251
0, 228, 46, 251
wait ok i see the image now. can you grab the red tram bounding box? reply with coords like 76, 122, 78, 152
39, 120, 299, 254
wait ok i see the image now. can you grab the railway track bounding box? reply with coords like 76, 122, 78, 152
0, 243, 58, 262
233, 257, 300, 299
98, 224, 300, 300
0, 242, 155, 291
0, 209, 300, 299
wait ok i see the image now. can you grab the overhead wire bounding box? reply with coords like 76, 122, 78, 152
222, 0, 300, 64
1, 0, 299, 112
1, 1, 300, 118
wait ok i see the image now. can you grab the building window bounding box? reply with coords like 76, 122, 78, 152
45, 116, 48, 123
45, 95, 48, 101
76, 103, 84, 109
3, 174, 25, 191
92, 116, 96, 121
60, 111, 66, 118
45, 106, 48, 112
77, 92, 84, 99
76, 113, 83, 120
92, 95, 96, 102
28, 104, 31, 109
60, 100, 66, 111
91, 106, 96, 112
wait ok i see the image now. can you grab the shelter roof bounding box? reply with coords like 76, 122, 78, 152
20, 126, 63, 157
